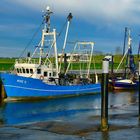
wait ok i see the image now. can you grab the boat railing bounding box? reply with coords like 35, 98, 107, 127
15, 58, 40, 64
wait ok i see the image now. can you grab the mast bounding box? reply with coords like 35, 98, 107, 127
58, 13, 73, 73
39, 6, 53, 65
115, 28, 136, 77
39, 6, 59, 77
127, 30, 136, 74
53, 28, 59, 77
123, 27, 127, 56
115, 28, 130, 74
138, 35, 140, 58
124, 28, 136, 77
127, 29, 132, 67
43, 6, 52, 33
62, 13, 73, 53
123, 28, 130, 78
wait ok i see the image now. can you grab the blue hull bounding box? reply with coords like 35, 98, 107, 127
109, 79, 139, 90
0, 73, 101, 98
113, 82, 138, 90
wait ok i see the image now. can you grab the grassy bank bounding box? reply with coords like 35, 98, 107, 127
0, 58, 15, 71
0, 55, 139, 71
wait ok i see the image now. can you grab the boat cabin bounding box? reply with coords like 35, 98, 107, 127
14, 61, 58, 82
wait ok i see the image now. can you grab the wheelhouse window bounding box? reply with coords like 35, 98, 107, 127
37, 69, 41, 74
44, 72, 48, 77
16, 68, 19, 73
22, 68, 25, 73
26, 68, 29, 74
49, 73, 51, 77
30, 69, 33, 74
19, 68, 22, 73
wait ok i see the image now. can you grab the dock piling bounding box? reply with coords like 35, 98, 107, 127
101, 58, 109, 131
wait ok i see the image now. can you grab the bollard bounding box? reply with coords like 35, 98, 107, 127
101, 58, 109, 131
138, 61, 140, 122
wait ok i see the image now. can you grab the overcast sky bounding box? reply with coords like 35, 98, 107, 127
0, 0, 140, 57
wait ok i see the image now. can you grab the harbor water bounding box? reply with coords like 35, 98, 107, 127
0, 90, 139, 139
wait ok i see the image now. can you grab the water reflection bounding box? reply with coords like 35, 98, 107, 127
101, 132, 109, 140
0, 90, 138, 125
0, 93, 101, 125
109, 90, 138, 106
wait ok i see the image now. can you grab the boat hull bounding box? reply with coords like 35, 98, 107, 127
0, 73, 101, 98
109, 79, 139, 90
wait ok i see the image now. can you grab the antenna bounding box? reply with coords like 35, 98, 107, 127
43, 6, 53, 32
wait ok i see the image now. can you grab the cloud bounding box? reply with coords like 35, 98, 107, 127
11, 0, 140, 24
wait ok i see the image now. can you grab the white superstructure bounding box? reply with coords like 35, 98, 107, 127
14, 7, 59, 83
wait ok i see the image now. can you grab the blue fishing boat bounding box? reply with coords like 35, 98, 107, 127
109, 27, 138, 90
0, 7, 101, 99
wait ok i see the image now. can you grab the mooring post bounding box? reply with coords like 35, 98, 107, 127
101, 58, 109, 131
138, 61, 140, 122
111, 55, 114, 74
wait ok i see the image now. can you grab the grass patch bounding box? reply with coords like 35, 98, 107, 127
0, 54, 139, 71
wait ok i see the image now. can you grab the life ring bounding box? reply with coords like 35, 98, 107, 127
40, 75, 44, 80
